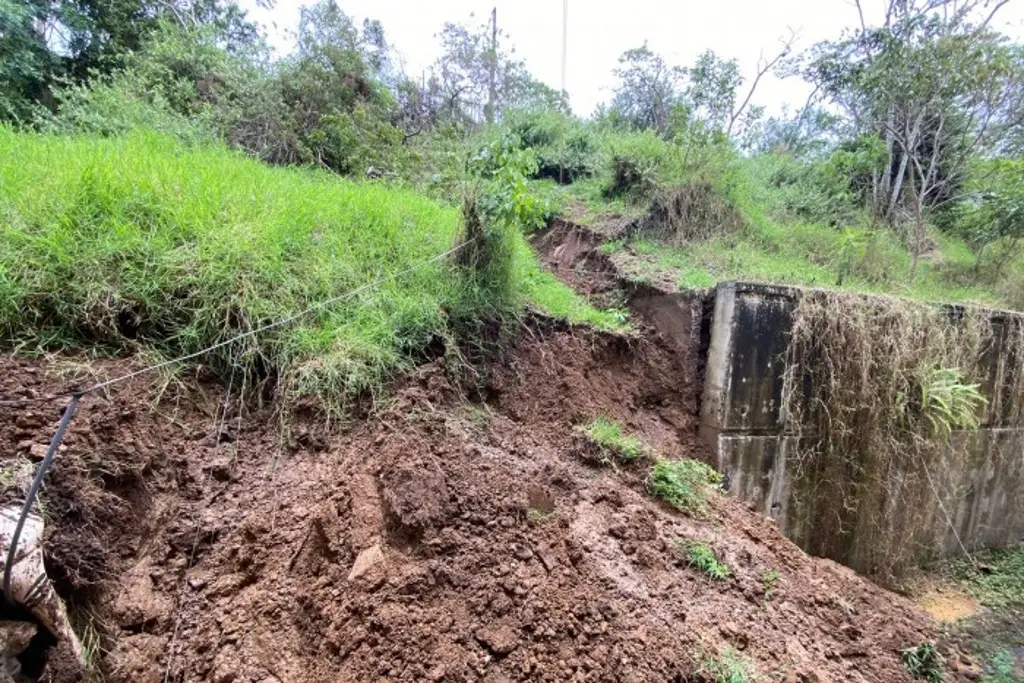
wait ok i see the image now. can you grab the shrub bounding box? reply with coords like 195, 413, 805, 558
579, 417, 650, 462
602, 130, 673, 201
680, 541, 731, 580
646, 459, 722, 516
901, 643, 944, 683
507, 109, 599, 183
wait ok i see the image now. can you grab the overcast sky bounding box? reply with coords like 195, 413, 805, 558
237, 0, 1024, 117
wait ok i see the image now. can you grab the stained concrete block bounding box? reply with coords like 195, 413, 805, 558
700, 282, 798, 434
700, 281, 1024, 570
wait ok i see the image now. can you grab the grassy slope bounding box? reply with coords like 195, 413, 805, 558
0, 128, 618, 416
569, 154, 1016, 310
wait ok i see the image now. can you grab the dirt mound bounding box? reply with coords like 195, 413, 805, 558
0, 325, 956, 682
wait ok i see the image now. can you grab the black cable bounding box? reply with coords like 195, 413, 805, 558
3, 392, 82, 605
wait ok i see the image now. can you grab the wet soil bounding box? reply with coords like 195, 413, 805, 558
0, 319, 960, 682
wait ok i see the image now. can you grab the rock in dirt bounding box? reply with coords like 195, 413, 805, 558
381, 465, 451, 541
475, 625, 520, 656
348, 543, 385, 581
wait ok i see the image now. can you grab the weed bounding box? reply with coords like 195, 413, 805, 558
646, 459, 722, 517
979, 650, 1016, 683
760, 569, 780, 600
945, 546, 1024, 609
579, 417, 650, 462
699, 646, 757, 682
680, 541, 731, 581
526, 507, 559, 525
901, 642, 945, 683
920, 367, 986, 439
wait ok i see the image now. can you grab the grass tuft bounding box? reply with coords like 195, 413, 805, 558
680, 541, 731, 580
646, 458, 722, 516
698, 646, 756, 682
579, 417, 649, 462
901, 642, 945, 683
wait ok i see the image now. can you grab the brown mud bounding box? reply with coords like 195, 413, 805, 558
0, 313, 974, 682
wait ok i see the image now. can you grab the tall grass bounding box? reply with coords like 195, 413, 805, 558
0, 128, 619, 419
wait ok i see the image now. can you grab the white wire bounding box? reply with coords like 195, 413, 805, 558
79, 240, 471, 395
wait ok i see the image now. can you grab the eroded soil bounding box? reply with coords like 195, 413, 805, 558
0, 317, 964, 683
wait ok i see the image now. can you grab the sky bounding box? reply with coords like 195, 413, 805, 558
237, 0, 1024, 117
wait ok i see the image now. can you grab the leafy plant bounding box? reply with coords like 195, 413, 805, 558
646, 459, 722, 516
919, 367, 987, 439
680, 541, 731, 580
579, 417, 650, 462
902, 642, 945, 683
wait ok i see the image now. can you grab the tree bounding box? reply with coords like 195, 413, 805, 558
801, 0, 1022, 275
609, 44, 685, 134
429, 14, 538, 126
609, 43, 790, 141
0, 0, 259, 122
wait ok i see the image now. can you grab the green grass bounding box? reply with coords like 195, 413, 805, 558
979, 650, 1017, 683
945, 547, 1024, 609
0, 128, 619, 417
646, 458, 722, 517
578, 417, 649, 462
698, 647, 756, 682
902, 643, 945, 683
681, 540, 731, 580
572, 151, 1017, 309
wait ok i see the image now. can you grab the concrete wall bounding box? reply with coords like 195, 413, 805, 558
700, 282, 1024, 571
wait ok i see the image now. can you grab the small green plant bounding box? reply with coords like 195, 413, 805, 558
979, 650, 1016, 683
526, 507, 559, 525
919, 367, 987, 439
579, 417, 650, 462
646, 459, 722, 516
699, 646, 756, 682
760, 569, 780, 600
945, 546, 1024, 609
902, 642, 945, 683
681, 541, 731, 580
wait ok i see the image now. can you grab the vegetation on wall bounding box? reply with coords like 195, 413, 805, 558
780, 289, 1023, 577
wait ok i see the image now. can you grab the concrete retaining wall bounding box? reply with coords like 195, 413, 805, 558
700, 282, 1024, 570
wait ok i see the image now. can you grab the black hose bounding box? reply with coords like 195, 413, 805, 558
3, 392, 82, 605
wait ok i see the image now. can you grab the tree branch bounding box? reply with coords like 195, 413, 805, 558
727, 29, 795, 136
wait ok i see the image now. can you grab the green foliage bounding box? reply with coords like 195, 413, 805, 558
507, 109, 599, 183
646, 459, 722, 516
901, 643, 945, 683
681, 541, 731, 580
579, 418, 649, 462
1, 0, 258, 124
944, 158, 1024, 255
945, 547, 1024, 610
0, 129, 611, 419
979, 650, 1017, 683
470, 132, 549, 232
919, 367, 986, 439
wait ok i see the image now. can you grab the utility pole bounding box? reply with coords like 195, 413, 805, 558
561, 0, 568, 97
486, 7, 497, 124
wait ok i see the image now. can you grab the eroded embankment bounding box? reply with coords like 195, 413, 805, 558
0, 318, 966, 682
